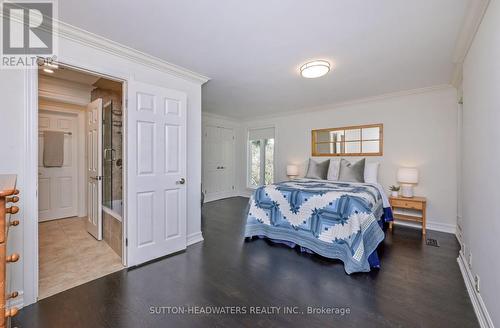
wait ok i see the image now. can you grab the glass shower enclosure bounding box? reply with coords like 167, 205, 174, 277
102, 100, 123, 217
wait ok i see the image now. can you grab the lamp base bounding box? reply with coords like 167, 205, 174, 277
400, 184, 414, 198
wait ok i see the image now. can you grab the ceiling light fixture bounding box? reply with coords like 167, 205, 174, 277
43, 68, 54, 74
300, 60, 331, 78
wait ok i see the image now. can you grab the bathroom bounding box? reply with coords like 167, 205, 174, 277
37, 65, 125, 299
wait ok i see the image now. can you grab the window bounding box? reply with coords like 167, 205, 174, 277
311, 123, 383, 156
248, 127, 275, 188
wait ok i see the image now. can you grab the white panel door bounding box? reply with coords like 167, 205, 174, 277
127, 80, 187, 266
203, 125, 221, 194
38, 111, 78, 221
86, 99, 103, 240
202, 126, 234, 197
218, 127, 235, 193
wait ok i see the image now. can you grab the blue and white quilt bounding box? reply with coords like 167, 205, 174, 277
244, 179, 392, 274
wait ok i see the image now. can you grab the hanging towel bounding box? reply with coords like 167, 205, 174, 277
43, 131, 65, 167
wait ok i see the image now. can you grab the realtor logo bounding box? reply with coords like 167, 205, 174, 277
1, 0, 56, 68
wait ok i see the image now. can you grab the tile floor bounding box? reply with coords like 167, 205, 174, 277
38, 217, 124, 299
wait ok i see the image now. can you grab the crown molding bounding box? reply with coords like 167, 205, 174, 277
451, 0, 491, 87
202, 111, 242, 124
1, 7, 210, 85
55, 21, 210, 85
230, 84, 454, 122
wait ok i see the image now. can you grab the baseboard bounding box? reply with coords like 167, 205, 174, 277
187, 231, 204, 246
392, 220, 456, 234
426, 220, 457, 234
204, 192, 237, 203
238, 189, 253, 198
457, 252, 494, 328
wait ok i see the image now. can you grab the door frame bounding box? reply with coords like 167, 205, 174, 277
24, 61, 129, 305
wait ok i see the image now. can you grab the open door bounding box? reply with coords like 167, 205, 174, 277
127, 80, 187, 266
86, 98, 103, 240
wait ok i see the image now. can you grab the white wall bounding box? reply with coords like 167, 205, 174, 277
236, 86, 459, 233
461, 0, 500, 325
0, 28, 205, 306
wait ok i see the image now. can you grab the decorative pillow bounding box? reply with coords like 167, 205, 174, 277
304, 159, 330, 180
327, 158, 341, 181
364, 162, 380, 183
338, 158, 366, 182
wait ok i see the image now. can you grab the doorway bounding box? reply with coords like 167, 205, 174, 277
37, 64, 126, 299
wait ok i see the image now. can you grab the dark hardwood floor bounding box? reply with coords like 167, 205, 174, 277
14, 197, 478, 328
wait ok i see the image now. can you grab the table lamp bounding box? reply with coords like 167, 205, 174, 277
397, 167, 418, 198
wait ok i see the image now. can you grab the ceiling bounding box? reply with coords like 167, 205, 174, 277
39, 66, 100, 85
59, 0, 469, 118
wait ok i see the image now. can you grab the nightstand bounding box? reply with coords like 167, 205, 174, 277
389, 196, 427, 235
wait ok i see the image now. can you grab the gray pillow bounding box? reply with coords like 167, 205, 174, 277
338, 158, 366, 182
304, 159, 330, 180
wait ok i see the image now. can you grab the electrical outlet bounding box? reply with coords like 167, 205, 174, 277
468, 252, 472, 268
475, 275, 480, 293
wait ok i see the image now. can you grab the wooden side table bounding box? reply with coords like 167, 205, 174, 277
389, 196, 427, 235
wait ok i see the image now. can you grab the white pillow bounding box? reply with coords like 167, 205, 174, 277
364, 162, 380, 183
327, 158, 341, 181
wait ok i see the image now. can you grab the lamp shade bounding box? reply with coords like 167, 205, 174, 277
397, 168, 419, 184
287, 165, 299, 176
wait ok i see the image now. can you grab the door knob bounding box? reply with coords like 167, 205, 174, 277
177, 178, 186, 185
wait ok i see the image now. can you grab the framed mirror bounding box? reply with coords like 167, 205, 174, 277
311, 124, 383, 156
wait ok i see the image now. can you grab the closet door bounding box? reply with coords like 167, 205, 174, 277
202, 126, 235, 200
218, 127, 235, 193
203, 125, 221, 194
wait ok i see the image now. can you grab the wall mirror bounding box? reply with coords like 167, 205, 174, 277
311, 123, 383, 156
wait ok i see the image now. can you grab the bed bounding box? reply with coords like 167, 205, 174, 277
244, 179, 393, 274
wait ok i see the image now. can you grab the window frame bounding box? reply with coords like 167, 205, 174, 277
311, 123, 383, 157
246, 126, 276, 189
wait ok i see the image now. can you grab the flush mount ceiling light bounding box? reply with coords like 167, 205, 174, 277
42, 68, 54, 73
300, 60, 331, 78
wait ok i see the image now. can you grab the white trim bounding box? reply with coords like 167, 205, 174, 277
238, 189, 253, 198
202, 112, 241, 124
451, 0, 491, 86
187, 232, 204, 246
210, 85, 453, 121
204, 191, 237, 203
55, 21, 209, 85
23, 68, 39, 306
457, 251, 494, 328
